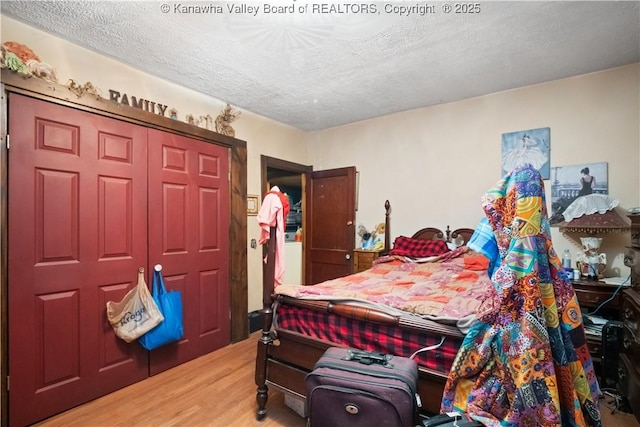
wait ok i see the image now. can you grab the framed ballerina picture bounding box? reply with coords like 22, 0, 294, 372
501, 127, 550, 179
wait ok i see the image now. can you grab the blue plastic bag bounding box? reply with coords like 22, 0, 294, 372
138, 266, 184, 350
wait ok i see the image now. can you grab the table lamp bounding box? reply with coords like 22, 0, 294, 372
559, 194, 631, 279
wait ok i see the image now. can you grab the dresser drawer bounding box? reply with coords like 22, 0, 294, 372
622, 324, 640, 362
622, 289, 639, 320
622, 289, 639, 336
621, 289, 640, 363
357, 256, 374, 270
574, 287, 620, 309
353, 250, 381, 273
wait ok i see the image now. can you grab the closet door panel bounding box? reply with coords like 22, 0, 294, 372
8, 94, 149, 427
147, 130, 230, 374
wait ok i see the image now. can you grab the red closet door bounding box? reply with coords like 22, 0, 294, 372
147, 130, 230, 374
8, 94, 149, 427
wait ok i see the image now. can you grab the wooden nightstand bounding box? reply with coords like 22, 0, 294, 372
353, 249, 382, 273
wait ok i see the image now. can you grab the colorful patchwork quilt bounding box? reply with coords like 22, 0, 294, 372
441, 164, 602, 427
275, 249, 492, 331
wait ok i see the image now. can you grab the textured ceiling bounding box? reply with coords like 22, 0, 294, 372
2, 1, 639, 131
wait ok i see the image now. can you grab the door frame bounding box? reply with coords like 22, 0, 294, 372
0, 69, 249, 426
260, 155, 312, 290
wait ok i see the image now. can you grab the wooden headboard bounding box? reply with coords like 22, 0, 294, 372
382, 200, 475, 251
411, 226, 475, 246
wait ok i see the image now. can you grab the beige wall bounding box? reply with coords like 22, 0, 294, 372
234, 117, 307, 311
307, 64, 640, 280
3, 15, 640, 313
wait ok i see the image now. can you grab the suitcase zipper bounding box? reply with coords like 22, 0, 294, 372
307, 370, 413, 402
314, 358, 418, 395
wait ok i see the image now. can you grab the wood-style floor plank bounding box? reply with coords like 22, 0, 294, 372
34, 334, 306, 427
33, 332, 638, 427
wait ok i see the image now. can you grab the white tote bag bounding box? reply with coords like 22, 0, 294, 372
106, 267, 164, 343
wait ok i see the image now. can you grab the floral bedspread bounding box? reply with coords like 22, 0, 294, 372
275, 249, 491, 328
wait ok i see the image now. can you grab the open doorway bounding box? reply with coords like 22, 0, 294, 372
259, 156, 356, 287
261, 156, 312, 286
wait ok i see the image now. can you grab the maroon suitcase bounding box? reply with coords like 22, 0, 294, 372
305, 347, 420, 427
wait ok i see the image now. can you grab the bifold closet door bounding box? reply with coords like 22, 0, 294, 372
8, 94, 150, 427
147, 130, 230, 375
8, 95, 231, 426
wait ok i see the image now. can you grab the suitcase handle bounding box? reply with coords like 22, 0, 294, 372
343, 349, 393, 367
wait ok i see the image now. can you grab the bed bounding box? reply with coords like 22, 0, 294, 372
254, 201, 487, 419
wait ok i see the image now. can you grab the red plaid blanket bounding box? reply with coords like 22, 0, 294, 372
388, 236, 450, 257
276, 304, 462, 373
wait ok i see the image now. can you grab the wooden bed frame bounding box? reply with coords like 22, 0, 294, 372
255, 201, 475, 419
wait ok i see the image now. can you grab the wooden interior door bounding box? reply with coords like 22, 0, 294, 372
147, 130, 230, 375
305, 167, 356, 284
8, 94, 149, 426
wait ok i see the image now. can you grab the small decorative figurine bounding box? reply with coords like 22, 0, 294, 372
215, 103, 241, 137
65, 79, 102, 98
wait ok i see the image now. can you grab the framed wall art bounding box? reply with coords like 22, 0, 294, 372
501, 127, 550, 179
549, 162, 608, 225
247, 194, 260, 215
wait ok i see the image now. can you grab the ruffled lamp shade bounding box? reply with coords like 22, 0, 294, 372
559, 194, 631, 234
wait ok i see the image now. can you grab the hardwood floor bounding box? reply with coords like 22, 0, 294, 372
34, 333, 306, 427
34, 332, 639, 427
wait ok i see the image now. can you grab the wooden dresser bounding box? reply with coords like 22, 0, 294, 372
353, 249, 382, 273
573, 279, 623, 314
572, 279, 622, 370
620, 213, 640, 422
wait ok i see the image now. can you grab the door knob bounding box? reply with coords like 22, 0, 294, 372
345, 254, 351, 260
347, 221, 353, 226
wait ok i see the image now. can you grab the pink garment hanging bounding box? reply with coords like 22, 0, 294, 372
257, 186, 286, 286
